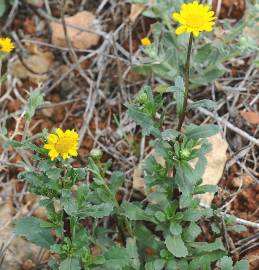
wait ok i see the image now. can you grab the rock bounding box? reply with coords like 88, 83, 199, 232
50, 11, 100, 49
10, 52, 54, 83
132, 134, 228, 207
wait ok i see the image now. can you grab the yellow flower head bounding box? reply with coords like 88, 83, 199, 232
44, 128, 79, 161
172, 1, 216, 37
141, 37, 151, 46
0, 37, 15, 53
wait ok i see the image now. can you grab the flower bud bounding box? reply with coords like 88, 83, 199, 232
180, 148, 191, 159
136, 92, 148, 104
90, 148, 103, 160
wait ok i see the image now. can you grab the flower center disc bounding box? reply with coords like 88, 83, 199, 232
187, 14, 204, 28
55, 137, 74, 154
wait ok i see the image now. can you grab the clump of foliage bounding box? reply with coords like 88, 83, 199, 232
0, 2, 253, 270
132, 0, 259, 88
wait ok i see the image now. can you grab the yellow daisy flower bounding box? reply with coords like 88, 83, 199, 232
44, 128, 79, 161
141, 37, 152, 46
0, 37, 15, 53
172, 1, 216, 37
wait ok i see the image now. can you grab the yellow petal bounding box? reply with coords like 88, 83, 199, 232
65, 129, 79, 140
56, 128, 64, 138
192, 30, 200, 37
172, 12, 180, 21
69, 149, 78, 156
141, 37, 151, 46
44, 143, 54, 150
48, 134, 58, 143
49, 149, 59, 160
61, 153, 70, 160
175, 26, 187, 35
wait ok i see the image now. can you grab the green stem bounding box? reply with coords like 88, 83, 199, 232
177, 33, 194, 132
103, 183, 134, 239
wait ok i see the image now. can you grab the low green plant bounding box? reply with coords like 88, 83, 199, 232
0, 2, 252, 270
132, 0, 259, 88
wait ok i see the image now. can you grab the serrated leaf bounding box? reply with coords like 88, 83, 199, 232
233, 260, 249, 270
219, 256, 233, 270
175, 162, 196, 195
194, 184, 218, 194
87, 157, 105, 185
104, 246, 130, 269
46, 168, 61, 180
189, 99, 217, 110
161, 129, 179, 141
169, 222, 182, 235
183, 208, 213, 222
183, 222, 201, 242
79, 203, 114, 218
15, 217, 55, 248
110, 171, 125, 193
189, 250, 226, 270
59, 257, 80, 270
121, 201, 155, 222
226, 225, 247, 233
185, 124, 219, 140
0, 0, 6, 17
189, 238, 225, 253
165, 235, 188, 258
126, 104, 155, 135
25, 89, 44, 121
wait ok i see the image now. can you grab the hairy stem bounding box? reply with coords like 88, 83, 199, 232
177, 33, 193, 132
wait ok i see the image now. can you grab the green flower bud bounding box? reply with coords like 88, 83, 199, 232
180, 148, 191, 159
136, 92, 148, 104
90, 148, 103, 160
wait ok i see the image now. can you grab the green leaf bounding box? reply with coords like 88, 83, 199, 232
179, 193, 193, 209
165, 235, 188, 258
183, 222, 201, 242
191, 67, 225, 87
46, 168, 61, 180
219, 256, 233, 270
233, 260, 249, 270
155, 211, 166, 222
38, 159, 53, 171
88, 157, 105, 185
189, 250, 226, 270
169, 222, 182, 235
0, 0, 6, 17
126, 238, 140, 270
226, 225, 247, 232
104, 246, 130, 269
59, 257, 80, 270
189, 238, 225, 253
194, 184, 218, 194
211, 223, 221, 234
185, 124, 219, 140
161, 129, 179, 141
121, 201, 155, 222
25, 89, 44, 122
183, 208, 213, 222
126, 104, 155, 136
15, 217, 55, 248
79, 203, 114, 218
110, 171, 124, 193
189, 99, 217, 110
175, 162, 196, 195
153, 259, 165, 270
